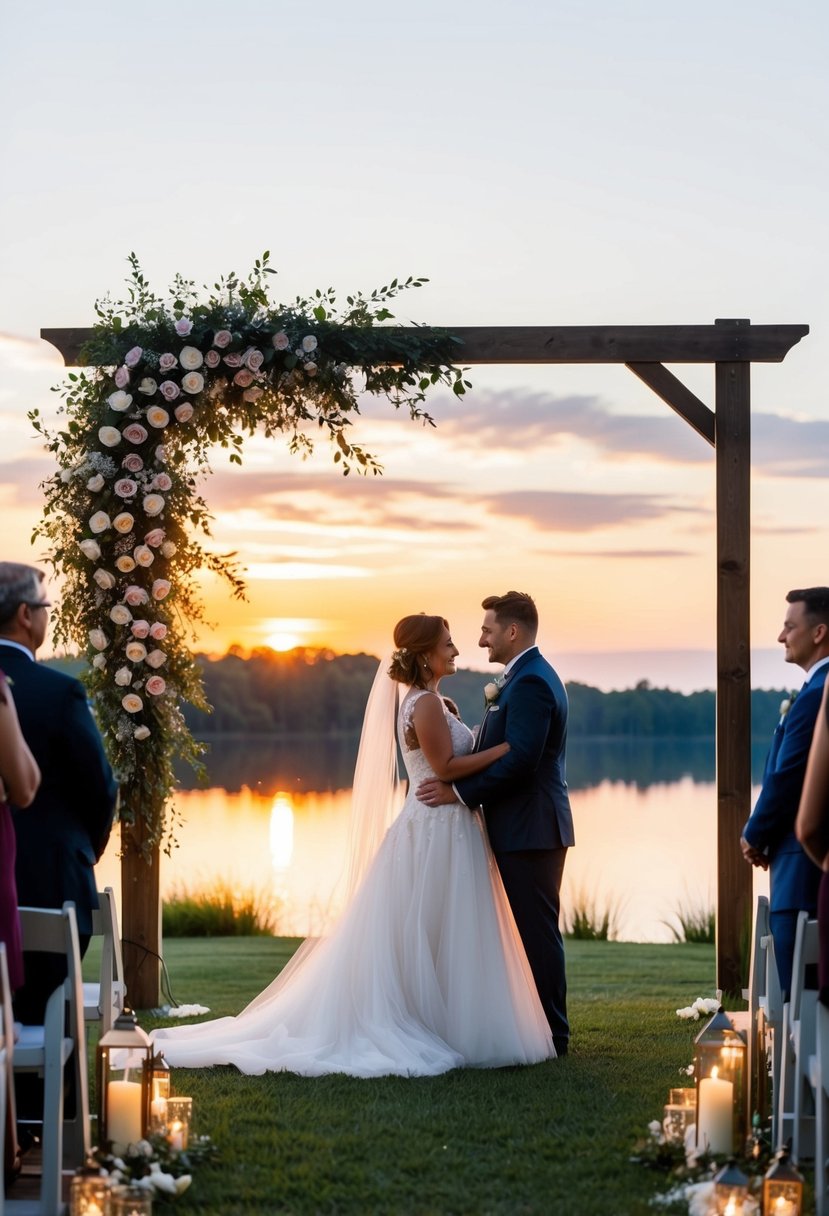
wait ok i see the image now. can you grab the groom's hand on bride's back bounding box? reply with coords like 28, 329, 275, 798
417, 778, 455, 806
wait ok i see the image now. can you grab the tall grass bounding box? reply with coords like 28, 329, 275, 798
162, 881, 280, 937
563, 887, 622, 941
663, 898, 715, 945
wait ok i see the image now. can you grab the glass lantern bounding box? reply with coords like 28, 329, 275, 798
70, 1161, 114, 1216
762, 1143, 804, 1216
694, 1007, 747, 1154
148, 1052, 171, 1134
663, 1087, 696, 1145
110, 1184, 153, 1215
96, 1010, 153, 1155
164, 1096, 193, 1150
712, 1157, 749, 1215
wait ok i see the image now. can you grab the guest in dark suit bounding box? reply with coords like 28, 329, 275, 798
742, 586, 829, 997
0, 562, 118, 1025
417, 591, 574, 1055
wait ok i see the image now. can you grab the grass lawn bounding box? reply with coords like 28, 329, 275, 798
94, 938, 719, 1215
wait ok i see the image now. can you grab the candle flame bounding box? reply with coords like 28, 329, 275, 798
710, 1065, 719, 1080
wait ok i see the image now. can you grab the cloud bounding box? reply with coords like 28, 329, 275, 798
480, 489, 706, 532
0, 457, 56, 506
538, 548, 692, 559
752, 412, 829, 477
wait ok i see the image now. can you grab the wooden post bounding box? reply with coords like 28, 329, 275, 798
714, 320, 753, 995
121, 823, 161, 1009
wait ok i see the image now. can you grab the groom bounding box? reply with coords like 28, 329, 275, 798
418, 591, 574, 1055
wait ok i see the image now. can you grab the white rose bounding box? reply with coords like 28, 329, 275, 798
109, 604, 133, 625
143, 494, 165, 517
179, 345, 204, 370
114, 666, 132, 686
79, 538, 102, 560
146, 406, 170, 429
92, 653, 106, 670
134, 725, 151, 740
133, 545, 154, 567
89, 511, 111, 534
93, 568, 116, 590
88, 628, 109, 651
301, 335, 318, 353
181, 371, 204, 394
160, 541, 177, 558
113, 512, 135, 534
87, 474, 106, 492
125, 641, 147, 663
115, 555, 136, 573
98, 426, 122, 448
107, 390, 133, 412
146, 649, 167, 669
138, 377, 158, 396
121, 693, 144, 714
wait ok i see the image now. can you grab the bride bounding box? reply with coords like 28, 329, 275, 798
153, 614, 554, 1076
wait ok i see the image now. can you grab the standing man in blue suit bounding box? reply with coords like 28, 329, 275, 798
741, 587, 829, 997
0, 562, 118, 1025
418, 591, 574, 1055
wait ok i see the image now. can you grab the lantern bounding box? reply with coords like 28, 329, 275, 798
164, 1096, 193, 1150
109, 1184, 153, 1215
148, 1052, 171, 1133
712, 1158, 749, 1215
96, 1010, 153, 1155
70, 1161, 114, 1216
762, 1143, 804, 1216
694, 1007, 747, 1154
663, 1086, 696, 1145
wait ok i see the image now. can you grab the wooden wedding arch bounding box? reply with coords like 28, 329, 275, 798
42, 318, 808, 1000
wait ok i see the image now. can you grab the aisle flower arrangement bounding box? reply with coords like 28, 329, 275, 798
32, 253, 468, 854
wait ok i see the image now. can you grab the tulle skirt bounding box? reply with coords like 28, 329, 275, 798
153, 798, 554, 1077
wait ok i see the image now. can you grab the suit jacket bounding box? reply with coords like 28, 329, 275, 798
1, 644, 118, 936
455, 647, 575, 853
743, 662, 827, 914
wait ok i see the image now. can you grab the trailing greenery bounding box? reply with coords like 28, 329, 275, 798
162, 882, 280, 937
119, 937, 719, 1215
663, 899, 716, 945
32, 256, 467, 854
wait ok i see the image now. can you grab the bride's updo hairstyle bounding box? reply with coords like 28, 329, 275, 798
388, 614, 448, 689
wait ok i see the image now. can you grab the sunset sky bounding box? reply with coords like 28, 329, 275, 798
1, 1, 827, 691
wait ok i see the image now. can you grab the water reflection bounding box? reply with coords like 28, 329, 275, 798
95, 738, 769, 944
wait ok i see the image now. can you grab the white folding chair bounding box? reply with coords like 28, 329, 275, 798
745, 895, 784, 1135
776, 911, 819, 1163
9, 903, 90, 1216
83, 888, 126, 1038
812, 1000, 829, 1216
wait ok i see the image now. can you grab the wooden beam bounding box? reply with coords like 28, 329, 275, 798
626, 362, 715, 447
40, 322, 809, 368
714, 330, 753, 996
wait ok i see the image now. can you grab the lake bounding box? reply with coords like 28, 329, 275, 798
95, 736, 771, 943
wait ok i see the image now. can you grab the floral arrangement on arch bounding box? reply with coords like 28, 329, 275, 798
33, 253, 468, 855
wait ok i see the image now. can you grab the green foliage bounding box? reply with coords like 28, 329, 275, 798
32, 255, 467, 854
663, 899, 716, 944
162, 881, 280, 937
563, 888, 622, 940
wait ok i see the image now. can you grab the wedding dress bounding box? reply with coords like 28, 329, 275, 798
153, 688, 554, 1076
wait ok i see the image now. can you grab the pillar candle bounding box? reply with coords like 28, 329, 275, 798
697, 1068, 733, 1155
107, 1079, 143, 1153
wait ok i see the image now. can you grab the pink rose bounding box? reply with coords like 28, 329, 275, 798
152, 473, 172, 492
114, 478, 138, 498
233, 368, 254, 388
146, 675, 167, 696
122, 454, 144, 472
244, 348, 264, 371
146, 649, 167, 669
144, 528, 165, 548
174, 404, 194, 423
272, 332, 290, 350
123, 423, 148, 445
213, 329, 232, 349
155, 445, 167, 463
149, 621, 168, 640
133, 545, 154, 567
152, 578, 171, 601
243, 387, 264, 403
159, 380, 181, 402
204, 349, 221, 368
174, 318, 193, 336
158, 352, 177, 373
124, 585, 149, 607
223, 352, 243, 368
114, 365, 130, 389
124, 346, 143, 368
131, 619, 150, 638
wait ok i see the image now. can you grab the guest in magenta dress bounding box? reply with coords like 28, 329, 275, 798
0, 668, 40, 990
796, 680, 829, 1002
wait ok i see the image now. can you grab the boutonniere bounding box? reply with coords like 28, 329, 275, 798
483, 675, 506, 706
779, 690, 798, 722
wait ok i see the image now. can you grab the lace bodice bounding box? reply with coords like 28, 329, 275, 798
398, 689, 474, 786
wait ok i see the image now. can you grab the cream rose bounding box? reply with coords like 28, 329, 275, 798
152, 579, 171, 601
89, 511, 111, 534
98, 426, 122, 448
109, 604, 133, 625
149, 621, 168, 640
115, 555, 136, 573
131, 619, 150, 638
114, 666, 132, 686
143, 494, 165, 517
301, 335, 318, 353
88, 628, 109, 651
92, 653, 106, 670
113, 512, 135, 534
181, 371, 204, 394
87, 473, 105, 492
179, 345, 204, 370
125, 641, 147, 663
145, 675, 167, 696
145, 648, 167, 668
79, 538, 102, 560
121, 693, 143, 714
160, 541, 177, 559
134, 724, 151, 740
137, 377, 158, 396
93, 569, 116, 590
107, 390, 132, 412
133, 545, 154, 567
146, 406, 170, 429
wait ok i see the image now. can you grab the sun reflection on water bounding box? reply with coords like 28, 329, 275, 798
269, 792, 295, 870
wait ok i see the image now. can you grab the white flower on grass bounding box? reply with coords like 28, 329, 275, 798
89, 511, 112, 534
179, 345, 204, 370
121, 693, 143, 713
79, 538, 102, 560
98, 426, 122, 448
88, 629, 109, 651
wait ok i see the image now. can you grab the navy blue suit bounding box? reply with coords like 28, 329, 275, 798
743, 662, 827, 996
1, 643, 118, 1024
456, 647, 574, 1048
